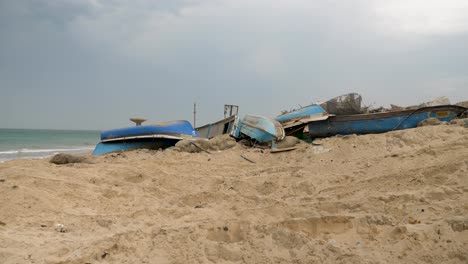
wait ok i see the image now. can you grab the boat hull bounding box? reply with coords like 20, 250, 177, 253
275, 105, 329, 137
196, 115, 237, 139
93, 120, 199, 155
275, 104, 327, 123
92, 137, 181, 156
232, 115, 285, 143
101, 120, 198, 141
307, 105, 466, 138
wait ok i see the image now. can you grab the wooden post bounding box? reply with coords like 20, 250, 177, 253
193, 102, 197, 127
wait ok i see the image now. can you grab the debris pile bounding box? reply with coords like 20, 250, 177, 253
369, 96, 452, 113
90, 93, 467, 157
174, 134, 237, 153
450, 118, 468, 127
417, 117, 446, 127
50, 153, 91, 165
319, 93, 363, 115
275, 136, 300, 149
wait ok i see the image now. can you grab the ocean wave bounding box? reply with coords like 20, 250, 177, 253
0, 147, 94, 155
0, 150, 19, 155
0, 147, 94, 162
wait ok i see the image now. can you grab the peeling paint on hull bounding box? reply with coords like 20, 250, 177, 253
196, 115, 237, 139
93, 120, 199, 155
232, 115, 285, 143
307, 105, 466, 138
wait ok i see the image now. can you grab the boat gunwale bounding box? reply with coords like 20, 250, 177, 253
281, 114, 331, 128
328, 105, 466, 122
101, 133, 203, 143
195, 115, 237, 130
275, 104, 323, 119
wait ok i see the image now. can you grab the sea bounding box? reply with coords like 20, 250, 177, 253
0, 128, 100, 162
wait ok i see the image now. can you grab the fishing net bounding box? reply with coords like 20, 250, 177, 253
320, 93, 363, 115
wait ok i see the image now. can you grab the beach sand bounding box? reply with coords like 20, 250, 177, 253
1, 125, 467, 263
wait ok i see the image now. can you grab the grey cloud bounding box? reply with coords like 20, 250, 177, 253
0, 0, 467, 129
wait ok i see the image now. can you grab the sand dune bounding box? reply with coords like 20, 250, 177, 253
1, 125, 467, 263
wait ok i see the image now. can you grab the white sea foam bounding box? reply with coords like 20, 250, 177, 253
0, 150, 19, 154
19, 147, 94, 153
0, 147, 94, 155
0, 147, 94, 162
0, 128, 99, 163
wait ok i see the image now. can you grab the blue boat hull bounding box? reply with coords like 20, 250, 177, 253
93, 120, 198, 155
231, 115, 285, 143
275, 104, 329, 137
307, 105, 466, 138
101, 120, 198, 141
275, 104, 327, 123
92, 138, 180, 156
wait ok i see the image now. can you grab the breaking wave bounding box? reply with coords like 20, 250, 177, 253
0, 147, 94, 163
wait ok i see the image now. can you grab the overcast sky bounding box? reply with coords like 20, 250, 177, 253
1, 0, 468, 130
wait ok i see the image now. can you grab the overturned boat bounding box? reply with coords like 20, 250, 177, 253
231, 114, 285, 146
93, 120, 200, 155
306, 105, 467, 138
275, 104, 330, 137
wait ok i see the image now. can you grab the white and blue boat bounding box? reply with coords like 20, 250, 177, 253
275, 104, 330, 138
230, 115, 285, 145
93, 120, 199, 155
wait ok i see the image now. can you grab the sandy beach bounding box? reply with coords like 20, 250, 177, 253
1, 125, 467, 263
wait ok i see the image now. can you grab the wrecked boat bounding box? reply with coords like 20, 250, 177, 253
230, 114, 285, 146
275, 104, 330, 137
195, 104, 239, 139
306, 105, 467, 138
196, 115, 238, 139
92, 120, 200, 155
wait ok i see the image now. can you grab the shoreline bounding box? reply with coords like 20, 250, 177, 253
0, 147, 95, 163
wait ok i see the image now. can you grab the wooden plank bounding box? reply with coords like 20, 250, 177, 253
270, 147, 297, 153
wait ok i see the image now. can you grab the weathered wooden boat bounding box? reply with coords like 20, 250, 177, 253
230, 115, 285, 144
196, 115, 237, 139
275, 104, 330, 137
92, 120, 199, 155
307, 105, 467, 138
